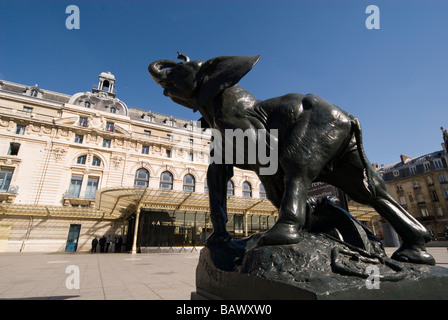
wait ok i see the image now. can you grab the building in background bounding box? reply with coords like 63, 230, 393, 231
376, 129, 448, 241
0, 73, 279, 253
0, 73, 379, 253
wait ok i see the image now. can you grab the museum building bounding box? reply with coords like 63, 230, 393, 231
0, 73, 379, 253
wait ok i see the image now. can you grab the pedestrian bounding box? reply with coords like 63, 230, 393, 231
91, 236, 98, 253
106, 235, 111, 253
99, 235, 106, 253
110, 236, 115, 253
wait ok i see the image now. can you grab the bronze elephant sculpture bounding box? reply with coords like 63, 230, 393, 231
149, 53, 435, 265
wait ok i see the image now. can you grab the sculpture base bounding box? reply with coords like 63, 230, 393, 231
194, 233, 448, 300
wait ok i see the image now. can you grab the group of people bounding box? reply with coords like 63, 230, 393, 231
91, 235, 123, 253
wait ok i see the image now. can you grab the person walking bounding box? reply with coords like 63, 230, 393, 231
91, 236, 98, 253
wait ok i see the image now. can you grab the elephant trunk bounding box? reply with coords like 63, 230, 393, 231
148, 60, 177, 86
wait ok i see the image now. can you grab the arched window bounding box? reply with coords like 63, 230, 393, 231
110, 106, 117, 114
259, 183, 266, 198
84, 101, 91, 108
92, 156, 101, 167
183, 174, 195, 192
242, 181, 252, 198
77, 155, 87, 165
134, 168, 149, 188
227, 180, 234, 196
160, 171, 173, 190
31, 89, 38, 97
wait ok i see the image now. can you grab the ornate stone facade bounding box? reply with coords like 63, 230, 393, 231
376, 132, 448, 240
0, 73, 266, 252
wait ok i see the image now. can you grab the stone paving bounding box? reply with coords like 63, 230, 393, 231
0, 247, 446, 300
0, 250, 200, 300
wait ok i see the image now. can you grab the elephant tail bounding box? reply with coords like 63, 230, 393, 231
351, 117, 377, 199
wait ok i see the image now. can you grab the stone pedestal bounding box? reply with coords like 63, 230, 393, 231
193, 233, 448, 300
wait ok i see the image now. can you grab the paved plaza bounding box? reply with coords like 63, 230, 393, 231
0, 247, 446, 300
0, 249, 201, 300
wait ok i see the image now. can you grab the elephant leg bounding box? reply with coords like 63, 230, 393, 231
371, 196, 435, 265
206, 163, 233, 245
367, 178, 434, 265
323, 151, 435, 265
258, 175, 309, 246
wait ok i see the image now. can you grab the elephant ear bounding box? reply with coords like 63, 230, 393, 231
194, 55, 261, 111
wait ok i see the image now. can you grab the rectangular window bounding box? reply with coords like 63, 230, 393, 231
431, 191, 439, 202
142, 145, 149, 154
409, 166, 417, 176
0, 167, 14, 192
189, 152, 194, 161
7, 143, 20, 156
103, 139, 111, 148
79, 117, 88, 127
15, 124, 26, 135
74, 134, 84, 144
85, 176, 99, 199
167, 134, 173, 142
443, 189, 448, 200
23, 106, 33, 113
67, 175, 83, 198
439, 173, 447, 184
434, 159, 443, 169
144, 130, 151, 136
420, 208, 429, 217
106, 122, 114, 132
166, 149, 172, 158
436, 206, 444, 217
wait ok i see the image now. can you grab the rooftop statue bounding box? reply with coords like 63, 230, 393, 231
149, 53, 435, 266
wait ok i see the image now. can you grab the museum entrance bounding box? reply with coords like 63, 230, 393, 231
138, 210, 174, 247
126, 209, 278, 251
127, 210, 214, 249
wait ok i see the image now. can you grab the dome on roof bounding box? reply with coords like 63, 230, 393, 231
100, 72, 115, 80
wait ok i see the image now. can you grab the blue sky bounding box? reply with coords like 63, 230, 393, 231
1, 0, 447, 165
